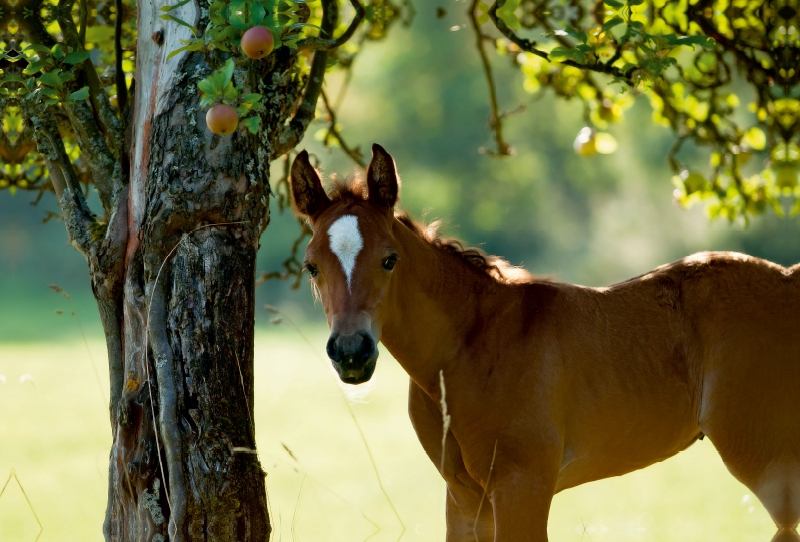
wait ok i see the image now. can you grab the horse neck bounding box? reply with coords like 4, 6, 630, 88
380, 218, 502, 393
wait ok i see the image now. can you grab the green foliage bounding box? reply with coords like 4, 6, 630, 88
0, 0, 407, 199
484, 0, 800, 222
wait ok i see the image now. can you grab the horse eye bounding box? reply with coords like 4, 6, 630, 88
382, 255, 397, 271
304, 263, 318, 277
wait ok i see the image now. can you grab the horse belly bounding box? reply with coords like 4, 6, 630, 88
555, 384, 699, 492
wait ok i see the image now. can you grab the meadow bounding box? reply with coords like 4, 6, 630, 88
0, 324, 776, 542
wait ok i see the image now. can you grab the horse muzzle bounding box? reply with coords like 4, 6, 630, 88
326, 331, 378, 384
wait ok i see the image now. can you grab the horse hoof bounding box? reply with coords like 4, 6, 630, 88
772, 528, 800, 542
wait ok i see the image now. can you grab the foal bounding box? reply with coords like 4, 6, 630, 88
290, 144, 800, 542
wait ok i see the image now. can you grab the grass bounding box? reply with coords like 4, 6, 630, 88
0, 325, 776, 541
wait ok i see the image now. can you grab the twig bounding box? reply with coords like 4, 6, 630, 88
470, 0, 512, 156
257, 219, 312, 289
319, 87, 366, 167
297, 0, 366, 51
473, 440, 497, 542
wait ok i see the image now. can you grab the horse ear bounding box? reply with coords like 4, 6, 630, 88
291, 150, 331, 219
367, 143, 399, 209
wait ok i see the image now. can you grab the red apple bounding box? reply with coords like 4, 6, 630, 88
206, 104, 238, 135
241, 26, 274, 60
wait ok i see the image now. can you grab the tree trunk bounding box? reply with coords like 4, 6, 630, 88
97, 0, 314, 537
101, 45, 273, 542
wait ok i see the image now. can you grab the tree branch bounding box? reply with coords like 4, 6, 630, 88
297, 0, 366, 51
471, 0, 512, 156
488, 0, 635, 85
319, 87, 366, 167
270, 0, 340, 157
29, 111, 96, 256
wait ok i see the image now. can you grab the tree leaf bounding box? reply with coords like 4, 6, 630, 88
549, 47, 586, 63
50, 44, 65, 60
24, 44, 52, 55
68, 86, 90, 101
160, 0, 194, 12
243, 116, 261, 134
602, 17, 624, 32
159, 14, 198, 36
23, 61, 48, 75
39, 72, 63, 88
63, 51, 91, 64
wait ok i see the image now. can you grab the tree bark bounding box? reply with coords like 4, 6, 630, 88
92, 18, 314, 535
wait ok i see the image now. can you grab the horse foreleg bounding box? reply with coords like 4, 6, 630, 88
486, 447, 560, 542
445, 482, 494, 542
408, 379, 494, 541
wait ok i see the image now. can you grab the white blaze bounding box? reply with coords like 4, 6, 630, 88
328, 215, 363, 289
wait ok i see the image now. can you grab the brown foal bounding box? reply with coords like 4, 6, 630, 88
290, 144, 800, 542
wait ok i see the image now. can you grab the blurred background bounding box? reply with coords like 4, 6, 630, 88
0, 3, 796, 541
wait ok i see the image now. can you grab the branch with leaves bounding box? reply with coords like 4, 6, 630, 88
472, 0, 797, 222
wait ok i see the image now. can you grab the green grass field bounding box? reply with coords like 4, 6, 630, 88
0, 326, 776, 541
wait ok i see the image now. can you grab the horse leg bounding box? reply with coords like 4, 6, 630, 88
699, 345, 800, 542
408, 379, 494, 541
489, 465, 558, 542
445, 481, 495, 541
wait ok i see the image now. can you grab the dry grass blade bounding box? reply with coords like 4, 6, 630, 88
474, 440, 497, 542
267, 307, 406, 535
439, 369, 451, 474
0, 469, 43, 541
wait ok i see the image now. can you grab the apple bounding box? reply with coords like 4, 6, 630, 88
241, 26, 274, 60
573, 127, 597, 156
206, 104, 238, 135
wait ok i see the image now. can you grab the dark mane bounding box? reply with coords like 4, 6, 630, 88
325, 177, 532, 284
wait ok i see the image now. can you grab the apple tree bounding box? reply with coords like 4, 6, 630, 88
0, 0, 407, 539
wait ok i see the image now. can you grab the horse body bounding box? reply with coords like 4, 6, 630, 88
290, 145, 800, 541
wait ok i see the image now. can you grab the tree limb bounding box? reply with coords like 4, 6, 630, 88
488, 0, 635, 85
297, 0, 366, 51
319, 87, 366, 167
29, 111, 96, 257
471, 0, 512, 156
270, 0, 340, 157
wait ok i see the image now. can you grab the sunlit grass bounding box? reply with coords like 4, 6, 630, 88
0, 327, 776, 541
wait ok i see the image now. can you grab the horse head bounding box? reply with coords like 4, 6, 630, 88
290, 144, 400, 384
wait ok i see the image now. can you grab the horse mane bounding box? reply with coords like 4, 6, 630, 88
325, 176, 533, 285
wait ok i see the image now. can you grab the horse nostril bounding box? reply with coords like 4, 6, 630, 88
358, 331, 375, 361
326, 333, 340, 362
